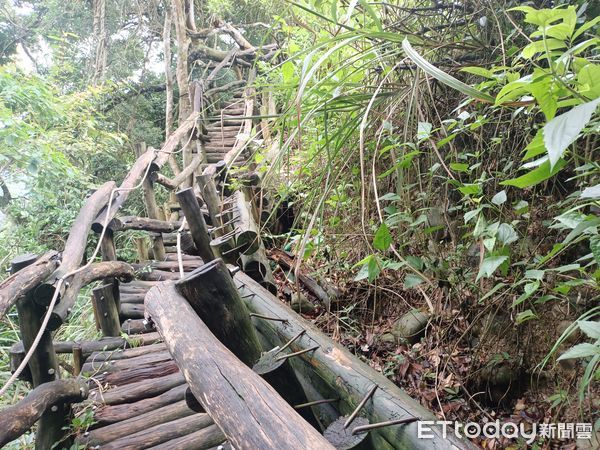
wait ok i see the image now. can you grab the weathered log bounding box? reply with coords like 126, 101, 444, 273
271, 248, 339, 308
152, 154, 203, 190
88, 371, 185, 406
176, 187, 215, 262
240, 243, 276, 294
119, 294, 144, 304
145, 281, 334, 450
93, 383, 187, 426
164, 253, 203, 261
133, 260, 200, 272
121, 318, 152, 334
0, 379, 88, 448
10, 334, 162, 376
152, 112, 200, 169
197, 174, 233, 236
78, 400, 194, 447
100, 413, 213, 450
204, 80, 246, 97
234, 272, 477, 449
133, 143, 166, 260
87, 342, 166, 363
35, 181, 116, 306
135, 237, 149, 261
111, 216, 183, 233
11, 255, 59, 390
91, 284, 121, 337
82, 350, 172, 375
94, 360, 179, 387
48, 261, 135, 330
92, 151, 155, 233
173, 259, 261, 366
148, 423, 225, 450
233, 190, 260, 255
120, 302, 144, 320
137, 269, 181, 281
0, 251, 59, 320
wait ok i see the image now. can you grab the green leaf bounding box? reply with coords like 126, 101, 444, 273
402, 39, 494, 103
543, 98, 600, 169
581, 184, 600, 199
353, 255, 381, 282
491, 190, 507, 205
590, 235, 600, 265
450, 162, 469, 173
460, 66, 494, 79
516, 309, 537, 324
458, 183, 480, 196
417, 122, 432, 140
572, 15, 600, 40
579, 321, 600, 340
373, 223, 392, 251
558, 343, 600, 360
404, 273, 424, 289
476, 256, 509, 281
501, 159, 567, 188
497, 223, 519, 245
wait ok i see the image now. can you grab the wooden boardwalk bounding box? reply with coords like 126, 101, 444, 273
1, 81, 475, 450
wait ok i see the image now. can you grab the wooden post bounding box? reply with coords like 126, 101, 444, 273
135, 142, 166, 261
135, 237, 149, 262
197, 174, 224, 231
174, 258, 260, 366
91, 284, 121, 337
11, 255, 67, 450
175, 187, 214, 262
145, 282, 335, 450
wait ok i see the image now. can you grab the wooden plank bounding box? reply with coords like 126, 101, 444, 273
93, 384, 187, 426
88, 371, 185, 406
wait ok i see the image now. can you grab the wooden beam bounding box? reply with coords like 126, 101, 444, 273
0, 251, 59, 320
112, 216, 183, 233
145, 281, 335, 450
48, 261, 135, 330
0, 379, 88, 448
35, 181, 116, 306
92, 152, 155, 233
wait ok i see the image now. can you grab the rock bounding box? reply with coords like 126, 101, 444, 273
291, 292, 316, 314
380, 333, 397, 344
391, 309, 430, 343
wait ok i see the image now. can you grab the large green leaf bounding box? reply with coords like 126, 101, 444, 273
581, 184, 600, 199
402, 39, 494, 103
476, 256, 509, 281
543, 98, 600, 169
373, 222, 392, 251
558, 343, 600, 360
501, 159, 567, 188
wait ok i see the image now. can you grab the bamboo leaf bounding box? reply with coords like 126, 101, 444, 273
402, 39, 495, 103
